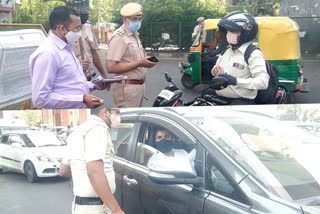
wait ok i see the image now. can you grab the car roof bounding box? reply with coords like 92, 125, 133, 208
119, 107, 274, 121
1, 130, 55, 135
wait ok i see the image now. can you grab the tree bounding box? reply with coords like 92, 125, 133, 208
13, 0, 65, 30
230, 0, 280, 16
14, 111, 41, 127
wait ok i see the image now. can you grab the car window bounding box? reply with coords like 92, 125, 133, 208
0, 135, 9, 145
134, 124, 197, 168
10, 135, 23, 145
110, 123, 135, 159
206, 152, 248, 205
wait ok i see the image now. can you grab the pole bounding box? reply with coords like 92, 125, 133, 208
179, 22, 182, 54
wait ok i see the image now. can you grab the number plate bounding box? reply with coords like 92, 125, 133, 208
158, 90, 175, 100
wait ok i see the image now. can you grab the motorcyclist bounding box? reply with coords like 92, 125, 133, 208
210, 11, 269, 105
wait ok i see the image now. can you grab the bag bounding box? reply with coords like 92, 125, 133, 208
244, 44, 279, 104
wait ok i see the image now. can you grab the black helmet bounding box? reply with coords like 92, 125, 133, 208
218, 11, 258, 47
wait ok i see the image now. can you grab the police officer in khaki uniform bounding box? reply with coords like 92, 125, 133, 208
67, 0, 107, 80
106, 2, 157, 108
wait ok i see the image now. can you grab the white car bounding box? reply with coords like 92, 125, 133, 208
0, 130, 67, 182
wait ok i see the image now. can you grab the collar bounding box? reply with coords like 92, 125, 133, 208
48, 30, 69, 50
237, 42, 252, 54
89, 115, 109, 129
121, 24, 139, 37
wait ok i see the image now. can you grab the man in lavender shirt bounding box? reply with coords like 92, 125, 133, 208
30, 6, 108, 109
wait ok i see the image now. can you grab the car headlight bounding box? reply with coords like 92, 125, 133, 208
33, 152, 54, 162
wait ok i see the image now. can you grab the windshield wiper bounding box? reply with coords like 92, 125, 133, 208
305, 198, 320, 206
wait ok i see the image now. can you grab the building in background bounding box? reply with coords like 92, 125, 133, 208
41, 109, 90, 128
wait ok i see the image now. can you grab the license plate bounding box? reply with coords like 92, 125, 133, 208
158, 89, 175, 100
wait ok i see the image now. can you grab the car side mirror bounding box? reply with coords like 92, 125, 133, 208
11, 142, 22, 148
148, 157, 202, 185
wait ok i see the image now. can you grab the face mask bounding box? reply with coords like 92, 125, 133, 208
128, 21, 141, 32
110, 113, 121, 129
226, 31, 239, 45
156, 139, 173, 153
80, 13, 89, 24
65, 30, 82, 45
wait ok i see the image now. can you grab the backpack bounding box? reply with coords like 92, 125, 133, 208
244, 44, 279, 104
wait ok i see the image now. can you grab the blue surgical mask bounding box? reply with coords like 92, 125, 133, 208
128, 21, 141, 32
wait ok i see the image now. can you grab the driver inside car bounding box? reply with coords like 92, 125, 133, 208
147, 129, 196, 168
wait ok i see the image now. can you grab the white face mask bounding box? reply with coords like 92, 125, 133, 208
65, 30, 82, 45
110, 113, 121, 129
226, 31, 239, 45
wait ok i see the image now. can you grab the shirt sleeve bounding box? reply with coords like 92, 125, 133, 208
106, 35, 127, 62
84, 125, 109, 163
31, 51, 85, 109
236, 50, 269, 90
89, 24, 99, 50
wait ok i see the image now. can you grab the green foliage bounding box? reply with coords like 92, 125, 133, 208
12, 0, 65, 30
14, 111, 41, 127
229, 0, 280, 16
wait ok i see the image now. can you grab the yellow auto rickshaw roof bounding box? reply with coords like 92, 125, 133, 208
256, 16, 299, 33
202, 17, 301, 60
203, 19, 219, 30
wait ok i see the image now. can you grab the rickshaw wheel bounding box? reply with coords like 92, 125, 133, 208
181, 73, 196, 89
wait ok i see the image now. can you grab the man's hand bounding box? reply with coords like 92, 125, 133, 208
83, 94, 104, 108
111, 206, 125, 214
139, 57, 157, 68
94, 82, 111, 91
81, 59, 91, 71
211, 66, 224, 76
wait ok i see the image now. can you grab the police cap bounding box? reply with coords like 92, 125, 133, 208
120, 3, 143, 17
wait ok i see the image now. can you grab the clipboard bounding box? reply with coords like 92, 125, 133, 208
92, 75, 128, 83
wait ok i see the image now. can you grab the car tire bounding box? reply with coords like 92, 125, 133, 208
24, 161, 39, 183
181, 73, 196, 89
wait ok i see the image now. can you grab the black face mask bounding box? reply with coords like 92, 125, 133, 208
156, 139, 173, 153
80, 13, 89, 24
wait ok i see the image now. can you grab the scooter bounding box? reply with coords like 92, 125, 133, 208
153, 72, 287, 107
153, 72, 230, 107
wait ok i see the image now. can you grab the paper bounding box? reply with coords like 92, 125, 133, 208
91, 75, 128, 84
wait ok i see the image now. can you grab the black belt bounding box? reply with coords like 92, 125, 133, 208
75, 196, 103, 205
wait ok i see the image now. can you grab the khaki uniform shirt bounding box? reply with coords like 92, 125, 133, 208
73, 23, 99, 74
64, 115, 115, 197
107, 24, 146, 80
214, 42, 269, 99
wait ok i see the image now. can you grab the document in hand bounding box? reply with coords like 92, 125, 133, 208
91, 75, 128, 84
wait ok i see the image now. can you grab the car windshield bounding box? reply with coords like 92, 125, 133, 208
187, 115, 320, 202
25, 131, 66, 147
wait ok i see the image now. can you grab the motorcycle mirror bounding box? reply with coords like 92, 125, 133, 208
209, 77, 229, 90
165, 72, 172, 83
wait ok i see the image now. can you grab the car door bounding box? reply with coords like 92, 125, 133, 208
110, 121, 139, 210
0, 134, 10, 168
202, 151, 253, 214
119, 113, 208, 214
7, 134, 25, 171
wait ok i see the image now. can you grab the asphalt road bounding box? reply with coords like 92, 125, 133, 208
93, 57, 320, 107
0, 171, 73, 214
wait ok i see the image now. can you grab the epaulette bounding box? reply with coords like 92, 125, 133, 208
109, 28, 125, 42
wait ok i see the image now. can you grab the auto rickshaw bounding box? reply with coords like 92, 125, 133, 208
179, 17, 309, 95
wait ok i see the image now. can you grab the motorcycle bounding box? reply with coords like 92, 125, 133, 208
153, 72, 287, 107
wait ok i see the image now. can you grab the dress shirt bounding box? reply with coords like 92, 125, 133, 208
29, 31, 94, 109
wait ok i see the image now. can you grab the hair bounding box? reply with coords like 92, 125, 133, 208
90, 105, 111, 116
49, 6, 80, 30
